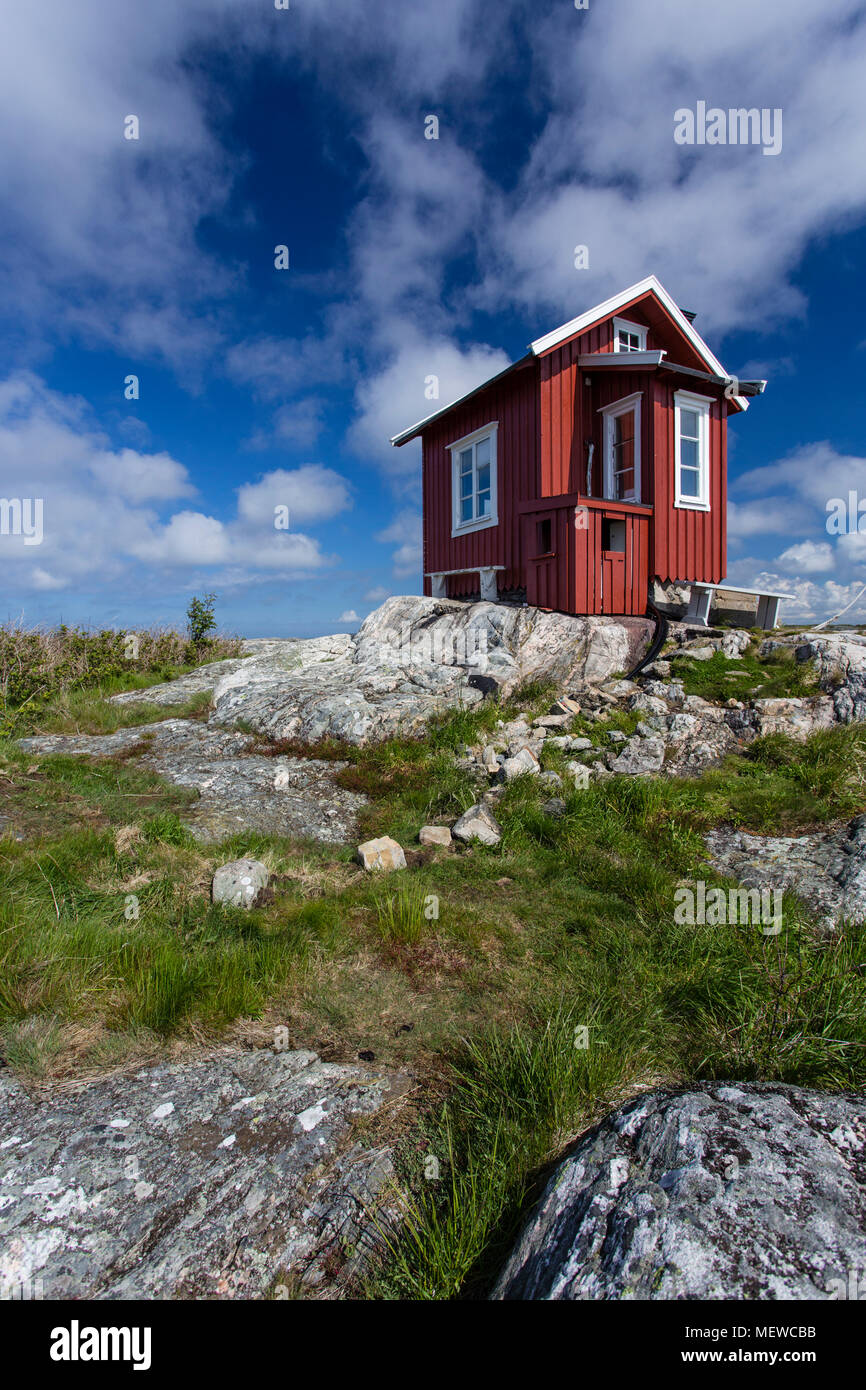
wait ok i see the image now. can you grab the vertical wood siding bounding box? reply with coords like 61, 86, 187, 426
422, 361, 538, 597
651, 375, 726, 585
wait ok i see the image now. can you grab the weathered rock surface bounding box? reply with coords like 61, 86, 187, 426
111, 598, 651, 747
763, 630, 866, 725
452, 802, 502, 846
705, 815, 866, 930
609, 735, 665, 776
493, 1083, 866, 1300
212, 858, 270, 909
356, 836, 406, 872
419, 826, 452, 847
0, 1048, 410, 1299
18, 720, 365, 844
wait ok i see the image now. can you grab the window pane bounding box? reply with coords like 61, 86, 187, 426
680, 409, 699, 439
680, 439, 699, 472
614, 468, 635, 499
476, 463, 490, 493
460, 449, 473, 473
614, 411, 635, 445
461, 497, 473, 522
475, 436, 490, 467
679, 467, 700, 498
477, 490, 491, 517
460, 470, 473, 498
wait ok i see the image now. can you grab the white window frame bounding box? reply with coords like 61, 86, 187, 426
612, 316, 648, 353
599, 392, 642, 503
449, 421, 499, 538
674, 390, 712, 511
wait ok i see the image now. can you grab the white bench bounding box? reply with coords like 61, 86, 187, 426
426, 566, 505, 602
684, 582, 797, 630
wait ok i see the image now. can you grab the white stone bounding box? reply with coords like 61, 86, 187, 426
356, 836, 406, 872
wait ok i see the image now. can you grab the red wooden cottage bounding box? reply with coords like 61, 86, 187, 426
391, 276, 768, 622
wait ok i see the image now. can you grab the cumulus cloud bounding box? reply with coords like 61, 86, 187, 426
236, 465, 352, 528
376, 509, 422, 577
349, 336, 511, 476
338, 609, 359, 622
0, 373, 341, 593
774, 540, 835, 573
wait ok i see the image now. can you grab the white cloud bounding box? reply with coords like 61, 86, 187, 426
364, 585, 390, 601
236, 466, 353, 528
350, 336, 511, 476
376, 509, 422, 577
0, 373, 338, 593
774, 540, 835, 573
338, 609, 359, 622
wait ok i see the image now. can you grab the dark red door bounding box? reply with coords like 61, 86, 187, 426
601, 513, 627, 615
523, 511, 557, 609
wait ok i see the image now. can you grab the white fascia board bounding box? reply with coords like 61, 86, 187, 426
530, 274, 748, 411
578, 351, 666, 368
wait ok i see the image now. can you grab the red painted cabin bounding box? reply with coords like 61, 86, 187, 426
391, 276, 765, 617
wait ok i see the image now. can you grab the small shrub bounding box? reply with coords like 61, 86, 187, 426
186, 593, 218, 647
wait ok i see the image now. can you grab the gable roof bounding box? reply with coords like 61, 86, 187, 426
529, 275, 746, 410
391, 275, 751, 445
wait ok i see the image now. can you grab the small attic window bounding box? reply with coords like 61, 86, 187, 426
613, 317, 648, 353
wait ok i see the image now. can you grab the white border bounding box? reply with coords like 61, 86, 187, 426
612, 316, 648, 352
598, 392, 642, 503
448, 421, 499, 537
674, 390, 712, 511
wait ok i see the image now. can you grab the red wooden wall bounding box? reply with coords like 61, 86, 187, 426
422, 358, 538, 597
650, 376, 726, 584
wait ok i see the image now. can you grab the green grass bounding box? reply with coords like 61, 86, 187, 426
671, 641, 820, 703
2, 661, 865, 1298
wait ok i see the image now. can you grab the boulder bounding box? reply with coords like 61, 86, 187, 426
122, 598, 651, 748
609, 736, 665, 776
212, 858, 270, 908
671, 644, 716, 661
452, 803, 502, 846
493, 1083, 866, 1300
542, 797, 567, 819
419, 825, 452, 848
498, 747, 540, 781
356, 836, 406, 872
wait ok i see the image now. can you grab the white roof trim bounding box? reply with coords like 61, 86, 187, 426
579, 350, 666, 368
529, 275, 748, 411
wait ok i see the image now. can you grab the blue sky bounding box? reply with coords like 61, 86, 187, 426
1, 0, 865, 636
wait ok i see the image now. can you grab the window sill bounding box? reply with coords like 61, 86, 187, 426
451, 514, 499, 539
674, 499, 711, 512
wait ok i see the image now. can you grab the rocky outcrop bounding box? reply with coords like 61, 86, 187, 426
0, 1048, 409, 1300
18, 720, 365, 844
493, 1083, 866, 1300
111, 598, 652, 747
762, 630, 866, 725
705, 816, 866, 932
